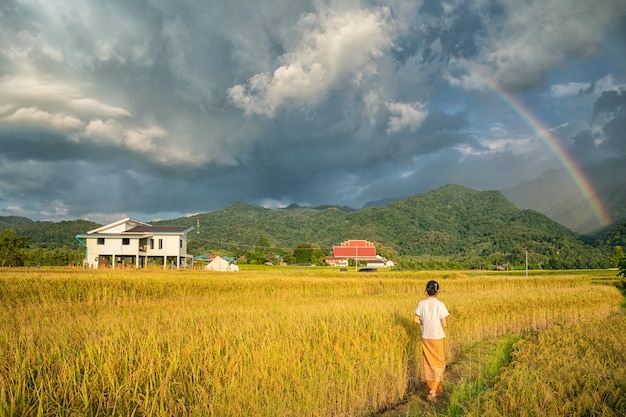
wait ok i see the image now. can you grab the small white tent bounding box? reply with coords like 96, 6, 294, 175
204, 256, 239, 272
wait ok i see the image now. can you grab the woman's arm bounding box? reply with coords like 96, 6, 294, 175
414, 314, 422, 325
441, 316, 447, 328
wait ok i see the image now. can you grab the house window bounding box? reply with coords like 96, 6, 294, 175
180, 239, 183, 248
122, 238, 130, 245
150, 239, 154, 250
97, 238, 105, 245
159, 239, 163, 249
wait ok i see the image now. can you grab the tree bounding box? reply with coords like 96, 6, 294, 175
618, 256, 626, 278
228, 244, 243, 258
244, 250, 266, 265
293, 243, 327, 265
256, 236, 271, 254
374, 242, 398, 261
0, 230, 28, 266
310, 246, 327, 265
614, 246, 624, 267
293, 243, 314, 264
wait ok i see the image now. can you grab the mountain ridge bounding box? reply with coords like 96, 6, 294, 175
153, 184, 617, 268
1, 184, 623, 269
502, 156, 626, 234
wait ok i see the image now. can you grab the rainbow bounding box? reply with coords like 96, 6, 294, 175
459, 61, 613, 227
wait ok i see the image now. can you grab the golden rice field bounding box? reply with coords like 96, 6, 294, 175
466, 315, 626, 417
0, 267, 623, 416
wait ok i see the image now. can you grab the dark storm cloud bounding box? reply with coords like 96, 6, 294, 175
0, 0, 625, 221
589, 90, 626, 155
569, 130, 599, 162
593, 90, 626, 119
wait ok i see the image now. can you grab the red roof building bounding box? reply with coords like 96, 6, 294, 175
332, 240, 377, 259
326, 239, 395, 268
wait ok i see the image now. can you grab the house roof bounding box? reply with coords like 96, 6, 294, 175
87, 217, 149, 234
75, 233, 152, 239
127, 225, 193, 234
332, 239, 377, 258
83, 218, 194, 236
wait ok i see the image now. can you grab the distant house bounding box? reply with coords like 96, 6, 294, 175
75, 218, 194, 269
325, 239, 394, 268
324, 257, 350, 267
204, 255, 239, 272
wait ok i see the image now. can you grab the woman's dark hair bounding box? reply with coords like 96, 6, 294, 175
426, 280, 439, 296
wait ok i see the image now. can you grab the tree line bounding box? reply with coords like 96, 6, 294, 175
1, 227, 624, 271
0, 230, 84, 267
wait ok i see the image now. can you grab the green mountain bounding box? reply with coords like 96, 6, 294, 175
0, 219, 100, 249
0, 216, 35, 230
154, 185, 610, 268
596, 222, 626, 250
1, 185, 617, 268
502, 157, 626, 234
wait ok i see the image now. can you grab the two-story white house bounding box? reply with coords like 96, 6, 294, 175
75, 218, 194, 269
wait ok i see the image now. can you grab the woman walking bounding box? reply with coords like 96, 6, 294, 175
414, 280, 449, 403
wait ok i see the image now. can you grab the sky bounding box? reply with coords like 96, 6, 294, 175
1, 0, 625, 224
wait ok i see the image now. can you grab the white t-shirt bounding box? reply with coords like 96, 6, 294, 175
415, 297, 449, 340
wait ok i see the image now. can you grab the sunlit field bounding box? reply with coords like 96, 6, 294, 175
465, 314, 626, 417
0, 267, 623, 416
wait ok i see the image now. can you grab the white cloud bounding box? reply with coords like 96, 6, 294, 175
228, 7, 393, 117
548, 82, 590, 98
386, 101, 428, 133
124, 126, 165, 155
83, 119, 162, 156
363, 91, 381, 125
0, 75, 81, 105
69, 98, 131, 118
460, 0, 626, 91
548, 74, 626, 98
83, 119, 126, 144
83, 119, 209, 166
3, 107, 84, 131
593, 74, 625, 94
0, 76, 131, 120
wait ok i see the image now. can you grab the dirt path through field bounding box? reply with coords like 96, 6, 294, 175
375, 336, 514, 417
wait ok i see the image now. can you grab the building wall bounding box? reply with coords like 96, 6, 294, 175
85, 237, 141, 267
147, 235, 186, 257
85, 234, 187, 268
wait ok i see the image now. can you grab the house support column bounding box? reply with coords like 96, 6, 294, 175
163, 255, 167, 270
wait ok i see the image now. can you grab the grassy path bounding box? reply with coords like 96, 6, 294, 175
375, 336, 519, 417
376, 277, 626, 417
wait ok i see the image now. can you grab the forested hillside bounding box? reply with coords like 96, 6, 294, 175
0, 216, 35, 230
0, 219, 101, 267
503, 156, 626, 234
596, 222, 626, 250
1, 185, 620, 269
0, 219, 100, 249
157, 185, 613, 269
